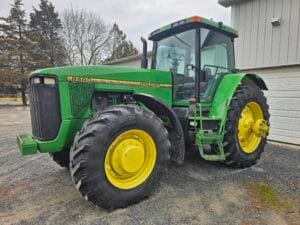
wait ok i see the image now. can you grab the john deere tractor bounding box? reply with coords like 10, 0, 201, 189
17, 16, 270, 209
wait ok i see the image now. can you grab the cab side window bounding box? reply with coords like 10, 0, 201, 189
200, 28, 235, 101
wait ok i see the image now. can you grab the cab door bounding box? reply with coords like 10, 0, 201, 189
154, 29, 197, 103
199, 27, 235, 102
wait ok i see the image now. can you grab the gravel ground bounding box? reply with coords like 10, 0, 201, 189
0, 106, 299, 225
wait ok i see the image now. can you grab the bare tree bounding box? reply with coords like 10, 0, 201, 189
61, 8, 111, 65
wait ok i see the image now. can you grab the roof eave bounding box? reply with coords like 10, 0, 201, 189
218, 0, 250, 7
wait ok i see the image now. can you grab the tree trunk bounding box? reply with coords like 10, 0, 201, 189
21, 82, 27, 106
17, 23, 27, 106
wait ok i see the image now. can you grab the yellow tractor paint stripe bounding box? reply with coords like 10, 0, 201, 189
67, 76, 172, 88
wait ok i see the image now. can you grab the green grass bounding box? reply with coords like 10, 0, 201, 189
0, 97, 21, 102
246, 182, 295, 213
0, 97, 29, 102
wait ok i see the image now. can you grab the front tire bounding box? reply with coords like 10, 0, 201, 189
223, 84, 270, 168
49, 148, 70, 169
70, 105, 170, 209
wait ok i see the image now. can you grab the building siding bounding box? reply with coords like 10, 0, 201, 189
232, 0, 300, 69
106, 56, 152, 68
245, 66, 300, 145
231, 0, 300, 145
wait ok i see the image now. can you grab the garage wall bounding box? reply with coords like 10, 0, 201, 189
231, 0, 300, 70
109, 59, 141, 68
245, 66, 300, 145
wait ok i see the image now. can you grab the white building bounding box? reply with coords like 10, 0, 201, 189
105, 52, 152, 68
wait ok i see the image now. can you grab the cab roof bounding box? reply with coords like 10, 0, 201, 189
148, 16, 238, 41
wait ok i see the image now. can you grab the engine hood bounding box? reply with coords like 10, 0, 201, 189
31, 65, 172, 86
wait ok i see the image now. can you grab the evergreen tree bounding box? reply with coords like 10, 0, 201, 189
0, 0, 35, 105
29, 0, 65, 67
106, 23, 138, 61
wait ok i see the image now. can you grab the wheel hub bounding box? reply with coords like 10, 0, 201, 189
111, 139, 145, 174
104, 129, 156, 190
252, 119, 269, 137
238, 102, 269, 153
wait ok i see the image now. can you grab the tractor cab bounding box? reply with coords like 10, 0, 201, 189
146, 16, 237, 105
143, 16, 255, 162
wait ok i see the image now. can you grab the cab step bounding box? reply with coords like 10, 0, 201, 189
191, 103, 227, 161
201, 131, 223, 144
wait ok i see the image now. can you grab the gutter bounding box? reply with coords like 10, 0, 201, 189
218, 0, 251, 7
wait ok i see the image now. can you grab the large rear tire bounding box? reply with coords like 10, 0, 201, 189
223, 84, 270, 168
69, 105, 170, 209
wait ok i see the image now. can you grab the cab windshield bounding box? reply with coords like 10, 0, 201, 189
154, 29, 196, 101
153, 28, 235, 102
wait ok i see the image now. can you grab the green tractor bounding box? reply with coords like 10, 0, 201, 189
17, 16, 270, 209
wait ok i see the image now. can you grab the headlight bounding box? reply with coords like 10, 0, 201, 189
44, 77, 56, 85
33, 77, 41, 84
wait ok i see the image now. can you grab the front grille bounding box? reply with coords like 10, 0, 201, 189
69, 82, 95, 117
29, 76, 61, 141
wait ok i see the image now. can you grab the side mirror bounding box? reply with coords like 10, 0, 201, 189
140, 37, 148, 68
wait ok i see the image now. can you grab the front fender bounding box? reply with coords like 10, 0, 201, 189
133, 93, 185, 165
210, 73, 267, 120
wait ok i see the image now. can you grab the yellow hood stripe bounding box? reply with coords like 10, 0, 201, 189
67, 76, 172, 88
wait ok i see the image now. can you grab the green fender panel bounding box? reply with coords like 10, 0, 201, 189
210, 73, 267, 120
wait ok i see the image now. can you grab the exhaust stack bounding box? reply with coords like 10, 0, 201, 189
140, 37, 148, 68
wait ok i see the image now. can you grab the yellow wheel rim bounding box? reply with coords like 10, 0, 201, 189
238, 102, 269, 154
104, 129, 156, 189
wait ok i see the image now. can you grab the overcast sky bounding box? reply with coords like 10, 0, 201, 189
0, 0, 231, 50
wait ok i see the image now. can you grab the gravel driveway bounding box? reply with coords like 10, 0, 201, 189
0, 106, 299, 225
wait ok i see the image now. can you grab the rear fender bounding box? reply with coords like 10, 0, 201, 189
242, 73, 268, 90
210, 73, 267, 120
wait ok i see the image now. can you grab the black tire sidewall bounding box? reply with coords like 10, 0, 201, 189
224, 85, 270, 167
236, 97, 267, 158
81, 108, 169, 207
